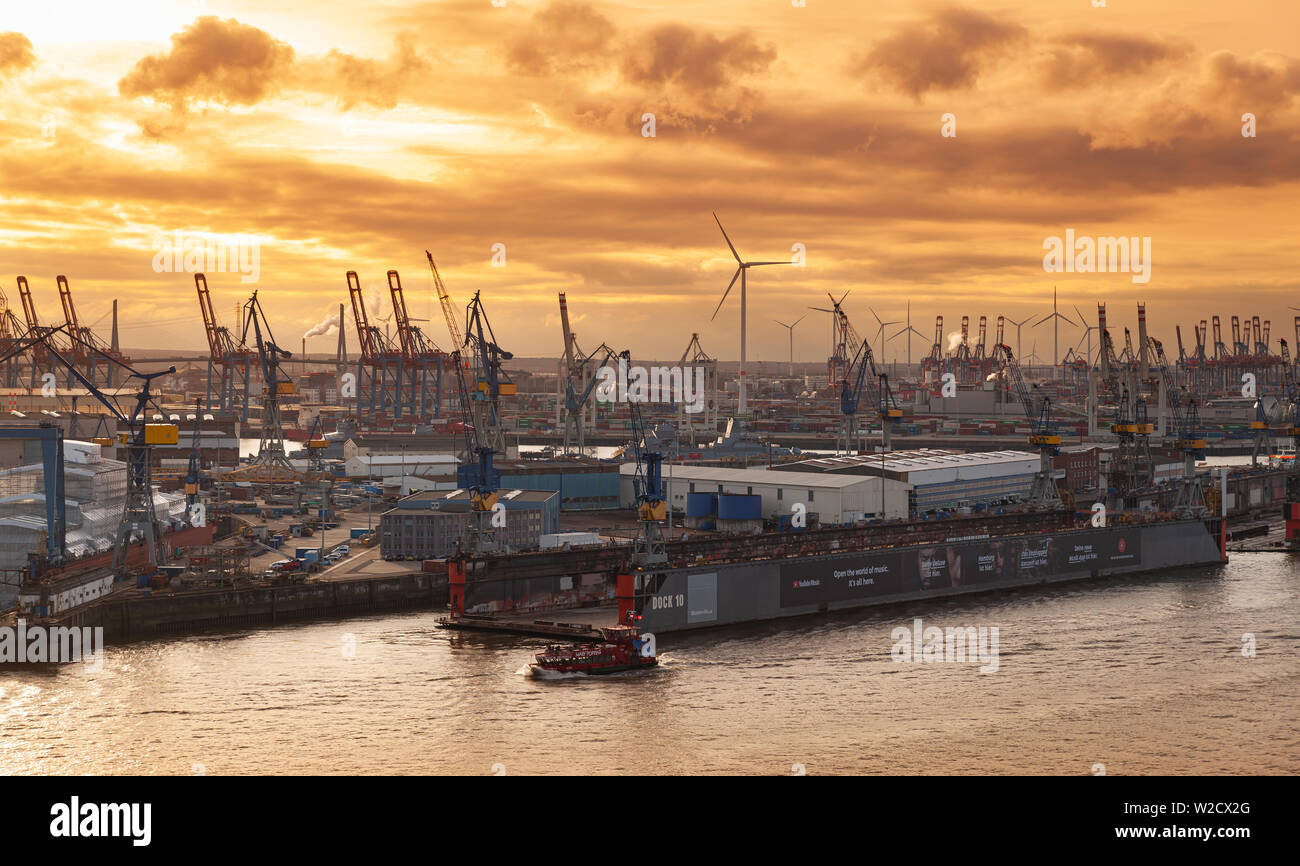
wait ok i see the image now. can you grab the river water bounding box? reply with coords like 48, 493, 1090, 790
1, 553, 1296, 775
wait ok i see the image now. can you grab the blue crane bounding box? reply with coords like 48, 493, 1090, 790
838, 338, 901, 454
21, 330, 178, 570
451, 348, 500, 556
462, 290, 514, 457
561, 343, 622, 454
626, 371, 667, 568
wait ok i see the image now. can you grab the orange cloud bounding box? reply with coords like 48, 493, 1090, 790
1038, 32, 1193, 90
0, 31, 35, 79
118, 16, 295, 109
850, 6, 1027, 99
621, 25, 776, 94
507, 1, 618, 76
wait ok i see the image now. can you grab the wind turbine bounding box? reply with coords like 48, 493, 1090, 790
868, 307, 901, 366
809, 290, 851, 381
710, 213, 791, 416
1072, 304, 1099, 367
891, 299, 926, 374
773, 314, 807, 377
1033, 286, 1077, 381
1005, 315, 1033, 361
1026, 340, 1043, 370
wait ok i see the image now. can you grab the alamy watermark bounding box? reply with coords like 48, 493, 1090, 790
594, 358, 706, 413
0, 620, 103, 670
1043, 229, 1151, 284
891, 616, 999, 673
152, 230, 260, 283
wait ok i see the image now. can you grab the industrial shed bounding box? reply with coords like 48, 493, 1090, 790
771, 449, 1040, 514
617, 463, 910, 524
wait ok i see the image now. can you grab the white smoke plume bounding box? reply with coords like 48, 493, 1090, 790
946, 331, 963, 353
366, 288, 393, 323
303, 310, 341, 340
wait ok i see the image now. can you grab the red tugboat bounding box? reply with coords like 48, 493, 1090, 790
529, 612, 657, 676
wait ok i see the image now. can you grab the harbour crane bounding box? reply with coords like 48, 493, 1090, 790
1149, 350, 1208, 516
462, 290, 515, 456
184, 399, 205, 525
19, 331, 178, 570
388, 269, 443, 418
305, 415, 329, 473
837, 337, 900, 455
195, 274, 254, 421
626, 373, 667, 569
451, 349, 499, 557
57, 275, 128, 387
426, 251, 464, 354
561, 342, 621, 455
227, 291, 305, 483
1110, 388, 1155, 504
993, 344, 1062, 508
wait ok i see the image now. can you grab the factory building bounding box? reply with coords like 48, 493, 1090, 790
0, 441, 186, 601
379, 488, 559, 559
456, 459, 621, 511
772, 449, 1040, 515
617, 463, 911, 524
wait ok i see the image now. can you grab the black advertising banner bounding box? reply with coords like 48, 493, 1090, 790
779, 551, 904, 607
1054, 530, 1141, 572
1016, 536, 1053, 578
781, 529, 1141, 608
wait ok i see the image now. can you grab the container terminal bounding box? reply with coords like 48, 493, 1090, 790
2, 245, 1300, 645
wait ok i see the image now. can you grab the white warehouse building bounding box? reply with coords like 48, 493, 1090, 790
344, 453, 457, 480
618, 463, 911, 525
772, 449, 1041, 515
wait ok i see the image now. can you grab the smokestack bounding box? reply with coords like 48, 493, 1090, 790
336, 302, 347, 370
110, 299, 119, 353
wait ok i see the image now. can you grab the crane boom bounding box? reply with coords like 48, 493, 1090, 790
427, 251, 464, 351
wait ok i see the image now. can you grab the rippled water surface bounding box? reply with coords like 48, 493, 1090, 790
2, 553, 1296, 775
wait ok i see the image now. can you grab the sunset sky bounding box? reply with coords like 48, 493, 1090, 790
0, 0, 1297, 366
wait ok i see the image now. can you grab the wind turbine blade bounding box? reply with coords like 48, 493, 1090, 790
809, 307, 834, 312
711, 267, 742, 320
713, 212, 742, 264
748, 261, 791, 267
870, 307, 884, 325
792, 314, 807, 327
1033, 313, 1053, 327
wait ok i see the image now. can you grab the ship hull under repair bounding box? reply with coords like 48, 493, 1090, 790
631, 519, 1224, 633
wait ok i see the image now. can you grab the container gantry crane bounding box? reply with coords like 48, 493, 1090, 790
196, 274, 254, 421
57, 275, 128, 387
388, 269, 444, 419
